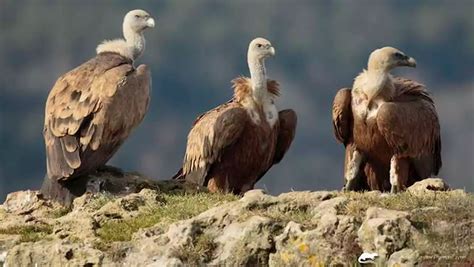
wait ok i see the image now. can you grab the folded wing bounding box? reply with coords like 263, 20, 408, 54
332, 88, 353, 145
44, 54, 146, 181
376, 78, 441, 176
182, 103, 249, 186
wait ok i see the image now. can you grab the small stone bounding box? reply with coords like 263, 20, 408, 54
408, 178, 449, 194
3, 190, 43, 215
240, 189, 278, 209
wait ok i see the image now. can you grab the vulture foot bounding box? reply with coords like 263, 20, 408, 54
390, 184, 401, 194
40, 174, 91, 208
343, 178, 359, 192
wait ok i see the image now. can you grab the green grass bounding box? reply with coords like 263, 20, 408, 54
0, 224, 53, 242
97, 193, 238, 243
88, 193, 117, 210
48, 207, 71, 218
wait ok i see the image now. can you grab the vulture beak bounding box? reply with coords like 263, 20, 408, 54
146, 18, 155, 28
269, 46, 276, 56
405, 56, 417, 68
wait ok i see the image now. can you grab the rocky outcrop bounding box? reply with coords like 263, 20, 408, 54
1, 177, 473, 266
387, 248, 420, 266
357, 207, 414, 259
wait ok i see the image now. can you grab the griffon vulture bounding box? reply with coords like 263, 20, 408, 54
173, 38, 297, 194
41, 9, 155, 204
332, 47, 441, 193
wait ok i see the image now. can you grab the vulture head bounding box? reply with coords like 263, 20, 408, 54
248, 37, 276, 61
368, 47, 417, 72
123, 9, 155, 34
97, 9, 155, 60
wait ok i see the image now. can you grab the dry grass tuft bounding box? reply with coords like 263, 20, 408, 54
97, 193, 237, 243
0, 224, 53, 242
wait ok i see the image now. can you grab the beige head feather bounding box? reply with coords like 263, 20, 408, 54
96, 9, 155, 60
368, 46, 417, 72
248, 37, 275, 62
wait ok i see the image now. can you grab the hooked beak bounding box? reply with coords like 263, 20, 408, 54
404, 57, 417, 68
269, 46, 276, 56
146, 18, 155, 28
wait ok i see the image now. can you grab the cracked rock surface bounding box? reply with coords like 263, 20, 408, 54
1, 175, 472, 266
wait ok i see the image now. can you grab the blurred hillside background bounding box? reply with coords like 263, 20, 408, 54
0, 0, 473, 201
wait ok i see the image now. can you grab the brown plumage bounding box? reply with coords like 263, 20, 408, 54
175, 78, 296, 193
174, 38, 297, 194
41, 10, 154, 205
332, 47, 441, 192
44, 53, 150, 181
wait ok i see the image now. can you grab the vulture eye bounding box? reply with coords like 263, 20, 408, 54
394, 52, 404, 59
135, 15, 140, 18
257, 44, 262, 48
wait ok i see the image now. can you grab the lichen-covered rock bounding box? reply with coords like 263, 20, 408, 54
387, 248, 420, 266
212, 216, 279, 265
270, 213, 361, 265
1, 175, 472, 266
312, 196, 348, 219
358, 207, 415, 259
5, 240, 106, 266
124, 191, 284, 266
3, 190, 43, 215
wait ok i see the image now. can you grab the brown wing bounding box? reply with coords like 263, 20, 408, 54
376, 79, 441, 175
332, 88, 353, 145
44, 53, 143, 181
182, 102, 250, 186
255, 109, 297, 181
273, 109, 297, 164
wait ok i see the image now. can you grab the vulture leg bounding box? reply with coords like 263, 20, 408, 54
389, 156, 410, 193
342, 143, 368, 191
40, 175, 90, 207
344, 147, 365, 191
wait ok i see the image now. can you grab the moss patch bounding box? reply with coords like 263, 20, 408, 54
0, 224, 53, 242
97, 193, 237, 243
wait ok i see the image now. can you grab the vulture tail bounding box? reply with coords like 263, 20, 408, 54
171, 167, 209, 188
40, 174, 90, 207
